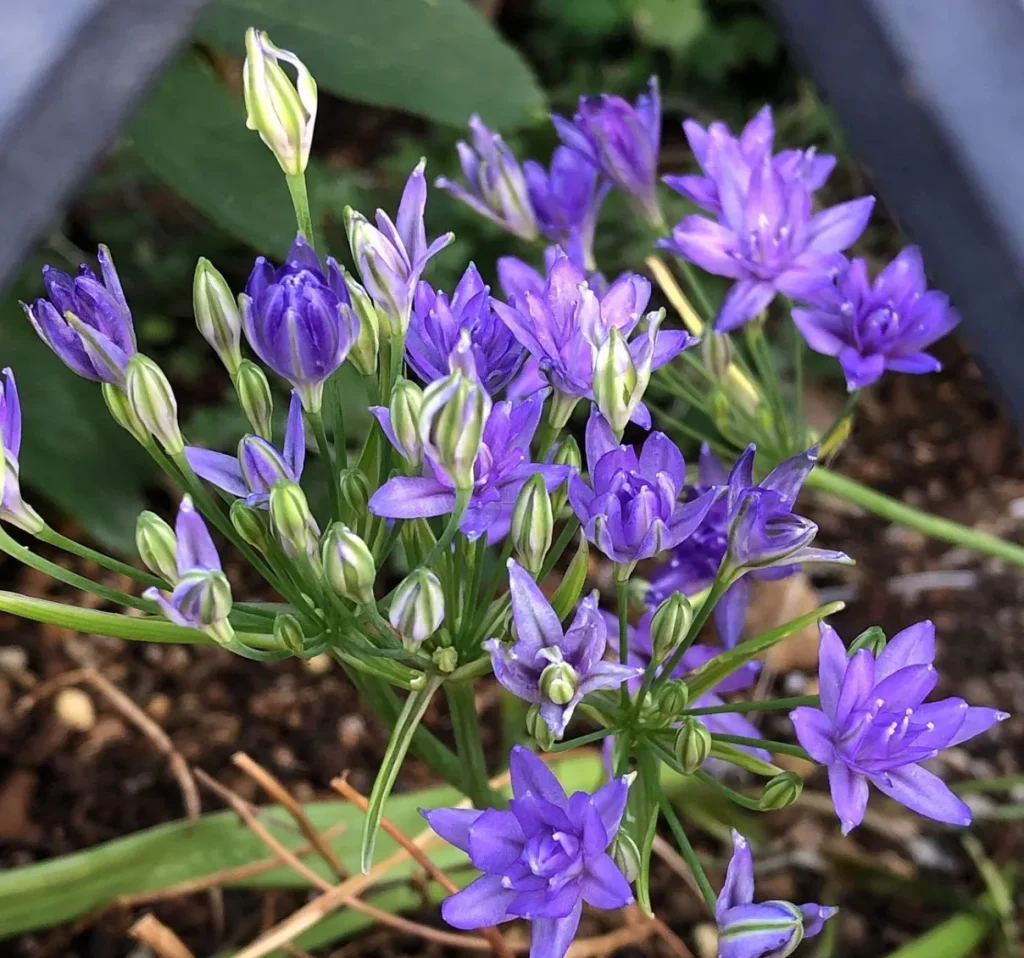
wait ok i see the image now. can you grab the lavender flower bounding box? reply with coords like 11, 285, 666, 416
568, 408, 720, 569
790, 621, 1008, 833
665, 106, 836, 217
405, 263, 524, 394
659, 142, 875, 331
185, 390, 305, 509
345, 159, 454, 333
717, 831, 835, 958
485, 560, 640, 737
554, 77, 661, 224
791, 246, 960, 390
240, 235, 358, 412
436, 116, 538, 241
0, 368, 42, 533
423, 744, 634, 958
22, 246, 136, 385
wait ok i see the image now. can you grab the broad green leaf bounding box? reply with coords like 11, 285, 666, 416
199, 0, 546, 128
629, 0, 708, 51
882, 908, 993, 958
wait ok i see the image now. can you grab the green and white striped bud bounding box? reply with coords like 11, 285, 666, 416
610, 831, 641, 884
102, 382, 150, 445
194, 258, 242, 377
242, 28, 317, 176
182, 569, 234, 625
273, 612, 305, 656
125, 354, 183, 454
593, 327, 638, 437
650, 591, 694, 662
526, 703, 558, 749
322, 522, 376, 606
539, 655, 579, 706
759, 771, 803, 810
389, 378, 424, 467
341, 271, 380, 376
136, 511, 178, 583
656, 679, 689, 720
389, 568, 444, 646
234, 359, 274, 440
511, 474, 553, 575
338, 468, 371, 518
432, 646, 458, 674
269, 480, 321, 569
701, 329, 733, 381
550, 434, 581, 515
230, 499, 271, 553
674, 716, 712, 774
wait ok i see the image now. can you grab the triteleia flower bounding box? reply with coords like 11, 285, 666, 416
486, 560, 640, 737
568, 408, 720, 570
436, 116, 538, 241
791, 246, 960, 390
665, 106, 836, 217
345, 159, 454, 334
240, 235, 358, 412
717, 831, 835, 958
554, 77, 662, 224
405, 263, 524, 394
185, 390, 305, 509
423, 744, 634, 958
143, 497, 233, 644
790, 621, 1009, 834
659, 143, 875, 332
524, 147, 610, 270
0, 368, 43, 533
22, 245, 136, 385
491, 250, 694, 428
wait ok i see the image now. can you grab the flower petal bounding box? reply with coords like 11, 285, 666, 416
875, 620, 935, 680
716, 280, 776, 333
790, 707, 835, 764
368, 476, 455, 519
828, 762, 869, 834
185, 447, 248, 498
468, 808, 526, 872
528, 900, 583, 958
441, 874, 516, 929
590, 775, 631, 838
870, 763, 971, 827
718, 830, 755, 920
806, 196, 875, 254
581, 852, 634, 909
507, 559, 564, 653
509, 744, 567, 806
421, 806, 483, 852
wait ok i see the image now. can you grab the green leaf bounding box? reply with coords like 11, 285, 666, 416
551, 533, 588, 621
198, 0, 546, 128
629, 0, 708, 51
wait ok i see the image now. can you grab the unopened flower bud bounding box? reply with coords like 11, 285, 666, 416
759, 771, 803, 810
388, 378, 424, 467
701, 329, 732, 381
593, 328, 638, 437
243, 28, 317, 176
550, 434, 580, 514
136, 511, 178, 583
849, 625, 887, 657
273, 612, 305, 656
610, 831, 641, 884
269, 480, 320, 568
102, 382, 150, 444
674, 716, 712, 774
338, 468, 371, 518
322, 522, 376, 605
432, 647, 458, 673
656, 679, 689, 720
511, 474, 552, 575
125, 354, 183, 454
389, 568, 444, 645
193, 258, 242, 376
650, 592, 693, 662
709, 387, 731, 431
540, 657, 579, 706
230, 499, 271, 553
177, 569, 233, 626
342, 272, 380, 376
234, 359, 274, 440
526, 703, 558, 749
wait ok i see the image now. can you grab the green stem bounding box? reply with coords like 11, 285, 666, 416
549, 727, 615, 752
674, 258, 716, 322
309, 409, 342, 521
35, 526, 163, 588
817, 391, 859, 452
420, 487, 472, 571
285, 172, 314, 246
806, 466, 1024, 568
446, 681, 501, 808
684, 695, 819, 717
711, 733, 812, 760
657, 793, 717, 912
694, 769, 764, 811
617, 574, 630, 709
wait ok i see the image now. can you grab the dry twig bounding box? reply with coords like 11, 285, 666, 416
128, 914, 196, 958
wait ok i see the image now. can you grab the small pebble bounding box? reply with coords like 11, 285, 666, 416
0, 646, 28, 674
55, 688, 96, 730
304, 653, 332, 675
693, 923, 718, 958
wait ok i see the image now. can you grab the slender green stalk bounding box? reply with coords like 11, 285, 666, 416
549, 727, 615, 752
533, 415, 561, 462
420, 486, 472, 571
35, 526, 163, 588
658, 793, 717, 912
791, 319, 804, 447
694, 769, 764, 811
684, 695, 819, 716
285, 172, 314, 246
540, 516, 581, 579
617, 575, 630, 709
817, 391, 859, 453
446, 681, 501, 808
806, 466, 1024, 568
674, 258, 716, 322
309, 409, 342, 520
711, 733, 812, 760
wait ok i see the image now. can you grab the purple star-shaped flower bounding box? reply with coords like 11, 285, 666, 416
485, 560, 641, 737
422, 745, 634, 958
791, 246, 960, 390
791, 621, 1009, 833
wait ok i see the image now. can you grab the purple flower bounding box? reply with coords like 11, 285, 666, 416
525, 147, 610, 270
22, 245, 136, 385
485, 560, 641, 737
422, 744, 634, 958
791, 621, 1009, 833
143, 496, 233, 637
554, 77, 662, 224
791, 246, 960, 390
436, 116, 538, 241
491, 250, 693, 428
659, 140, 875, 332
405, 263, 524, 394
184, 390, 305, 509
568, 408, 720, 568
240, 235, 358, 412
717, 830, 835, 958
345, 159, 454, 333
665, 106, 836, 217
0, 368, 43, 533
369, 386, 569, 545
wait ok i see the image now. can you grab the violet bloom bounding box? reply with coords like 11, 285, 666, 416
791, 621, 1008, 834
240, 235, 358, 413
185, 390, 305, 509
405, 263, 524, 394
659, 142, 875, 332
554, 77, 662, 225
0, 368, 43, 533
436, 116, 538, 241
345, 159, 454, 333
525, 147, 610, 270
486, 560, 641, 737
22, 245, 136, 385
665, 106, 836, 217
568, 408, 720, 569
792, 246, 960, 390
423, 745, 634, 958
717, 830, 835, 958
491, 250, 693, 428
370, 388, 568, 545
